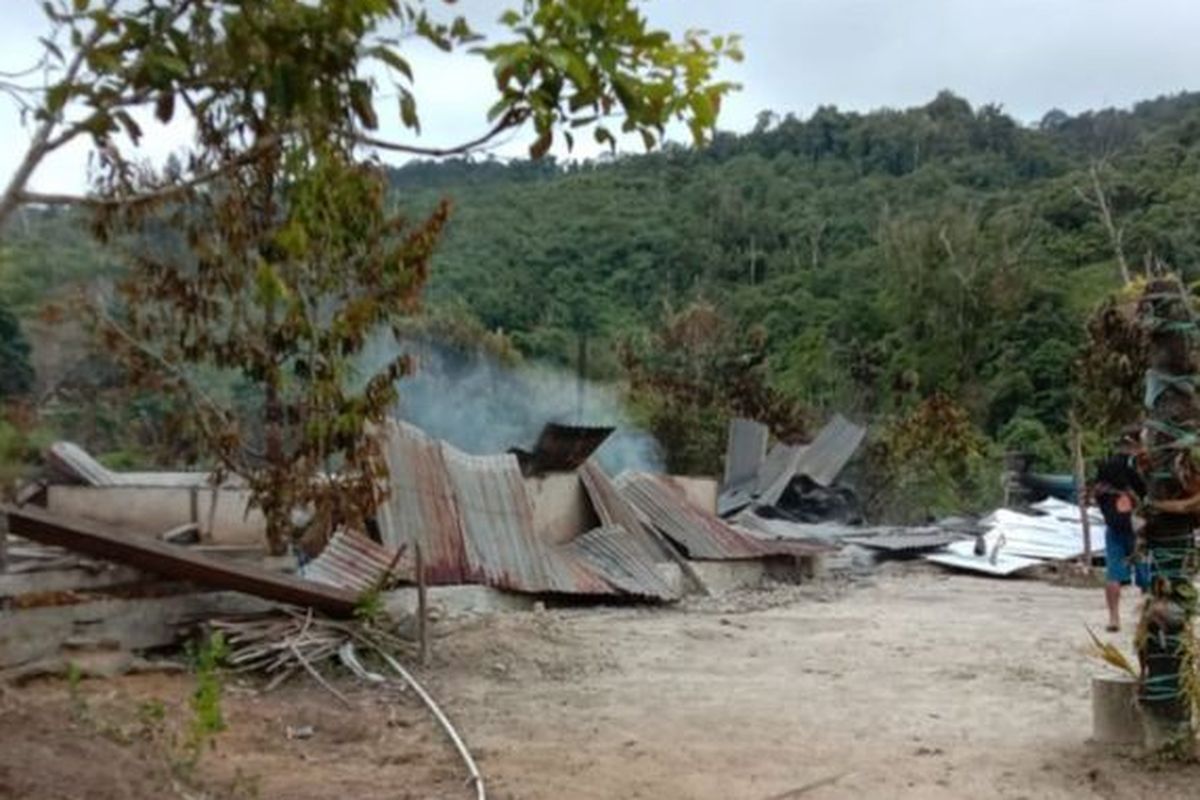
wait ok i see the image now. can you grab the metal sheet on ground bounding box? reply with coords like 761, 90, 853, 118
843, 531, 962, 554
565, 526, 678, 600
442, 444, 613, 596
924, 542, 1044, 576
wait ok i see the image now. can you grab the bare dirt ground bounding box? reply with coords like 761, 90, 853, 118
4, 565, 1200, 799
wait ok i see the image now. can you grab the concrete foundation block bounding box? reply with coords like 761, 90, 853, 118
653, 562, 686, 597
383, 585, 534, 619
688, 559, 767, 594
1092, 674, 1142, 745
765, 554, 820, 584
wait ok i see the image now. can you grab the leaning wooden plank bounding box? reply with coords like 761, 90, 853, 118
2, 505, 359, 616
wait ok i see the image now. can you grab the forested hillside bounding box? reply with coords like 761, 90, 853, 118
387, 90, 1200, 469
4, 90, 1200, 518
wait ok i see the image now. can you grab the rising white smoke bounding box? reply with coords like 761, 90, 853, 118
368, 335, 663, 473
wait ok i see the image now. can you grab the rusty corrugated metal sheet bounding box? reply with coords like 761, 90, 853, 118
303, 529, 404, 592
376, 421, 474, 584
513, 423, 615, 475
578, 460, 666, 561
616, 472, 827, 560
441, 444, 613, 595
565, 526, 679, 600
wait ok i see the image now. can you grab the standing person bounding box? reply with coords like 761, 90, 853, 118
1092, 429, 1149, 632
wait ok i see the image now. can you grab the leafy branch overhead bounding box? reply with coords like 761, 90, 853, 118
17, 0, 740, 554
2, 0, 741, 227
480, 1, 742, 156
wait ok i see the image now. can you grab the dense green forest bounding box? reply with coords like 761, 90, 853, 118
390, 92, 1200, 470
4, 90, 1200, 519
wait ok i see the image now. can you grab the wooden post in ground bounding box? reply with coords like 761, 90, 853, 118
1136, 274, 1199, 746
1071, 413, 1093, 572
415, 541, 429, 667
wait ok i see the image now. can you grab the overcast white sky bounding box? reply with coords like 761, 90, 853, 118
2, 0, 1198, 194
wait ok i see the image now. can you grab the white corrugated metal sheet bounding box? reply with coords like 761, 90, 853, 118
925, 541, 1045, 576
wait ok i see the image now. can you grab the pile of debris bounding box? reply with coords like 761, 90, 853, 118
716, 414, 867, 525
924, 497, 1103, 576
708, 415, 1116, 579
2, 420, 838, 674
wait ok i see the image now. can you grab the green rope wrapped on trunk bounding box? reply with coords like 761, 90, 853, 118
1136, 275, 1200, 741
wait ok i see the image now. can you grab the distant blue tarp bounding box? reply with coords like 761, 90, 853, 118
1018, 472, 1077, 503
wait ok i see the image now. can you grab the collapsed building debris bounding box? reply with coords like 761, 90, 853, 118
712, 414, 1117, 579
300, 529, 405, 593
922, 497, 1104, 577
617, 472, 825, 561
2, 421, 836, 672
375, 420, 619, 596
41, 441, 266, 545
717, 414, 867, 523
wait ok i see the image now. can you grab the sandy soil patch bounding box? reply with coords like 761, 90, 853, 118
4, 567, 1199, 799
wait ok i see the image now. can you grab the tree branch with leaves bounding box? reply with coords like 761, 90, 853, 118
17, 0, 743, 552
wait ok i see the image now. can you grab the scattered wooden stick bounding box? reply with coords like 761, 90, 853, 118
213, 611, 481, 795
290, 642, 352, 708
763, 772, 846, 799
416, 542, 429, 666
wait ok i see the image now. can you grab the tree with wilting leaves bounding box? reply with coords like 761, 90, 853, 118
621, 301, 807, 475
863, 393, 998, 523
14, 1, 742, 552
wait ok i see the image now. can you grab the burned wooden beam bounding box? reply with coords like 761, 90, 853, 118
2, 505, 359, 617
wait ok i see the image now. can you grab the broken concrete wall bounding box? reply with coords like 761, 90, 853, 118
45, 486, 265, 545
0, 591, 273, 670
524, 472, 598, 545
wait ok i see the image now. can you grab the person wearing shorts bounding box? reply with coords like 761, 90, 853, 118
1093, 431, 1149, 632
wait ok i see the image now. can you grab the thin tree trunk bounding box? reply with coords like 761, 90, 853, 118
0, 15, 109, 234
576, 331, 588, 423
1088, 163, 1131, 285
1070, 412, 1092, 571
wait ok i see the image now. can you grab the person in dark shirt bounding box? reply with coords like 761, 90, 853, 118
1092, 429, 1149, 632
